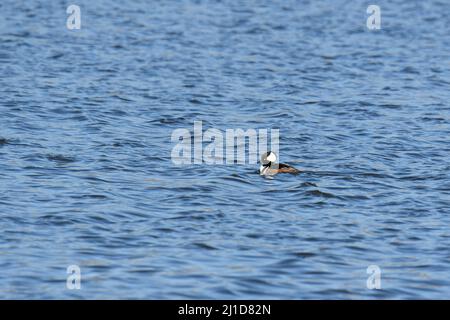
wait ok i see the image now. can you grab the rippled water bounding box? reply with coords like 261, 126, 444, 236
1, 0, 450, 299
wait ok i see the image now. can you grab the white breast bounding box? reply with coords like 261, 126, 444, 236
259, 165, 275, 176
259, 165, 267, 175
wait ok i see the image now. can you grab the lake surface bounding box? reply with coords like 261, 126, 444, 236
1, 0, 449, 299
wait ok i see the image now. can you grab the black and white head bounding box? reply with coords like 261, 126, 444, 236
260, 151, 277, 166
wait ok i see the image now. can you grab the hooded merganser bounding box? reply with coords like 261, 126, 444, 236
259, 151, 300, 176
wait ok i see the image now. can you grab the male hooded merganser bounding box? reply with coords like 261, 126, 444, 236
259, 151, 300, 176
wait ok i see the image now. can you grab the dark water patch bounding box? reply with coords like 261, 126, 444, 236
154, 227, 175, 233
0, 138, 9, 146
48, 52, 64, 59
111, 95, 134, 102
149, 116, 188, 124
82, 176, 111, 183
38, 214, 81, 226
129, 268, 160, 275
221, 174, 252, 185
304, 189, 338, 199
45, 154, 76, 164
111, 139, 148, 148
190, 243, 218, 251
285, 181, 319, 192
291, 252, 317, 259
49, 107, 83, 115
400, 66, 421, 75
189, 99, 203, 105
71, 194, 109, 200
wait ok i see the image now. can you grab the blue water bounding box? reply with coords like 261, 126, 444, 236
1, 0, 450, 299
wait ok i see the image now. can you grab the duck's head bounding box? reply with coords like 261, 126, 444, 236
261, 151, 277, 167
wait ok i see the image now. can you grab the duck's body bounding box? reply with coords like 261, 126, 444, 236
259, 163, 300, 175
259, 151, 300, 176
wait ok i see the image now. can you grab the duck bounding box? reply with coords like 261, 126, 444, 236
259, 151, 300, 176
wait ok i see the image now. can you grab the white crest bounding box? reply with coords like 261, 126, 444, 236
267, 152, 277, 162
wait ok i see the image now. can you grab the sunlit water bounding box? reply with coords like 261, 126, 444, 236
1, 0, 450, 299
